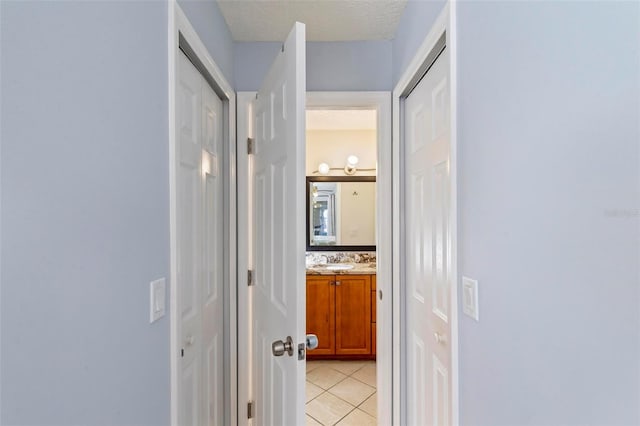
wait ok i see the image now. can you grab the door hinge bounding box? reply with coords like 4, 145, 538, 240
247, 401, 255, 419
247, 137, 255, 155
248, 269, 254, 286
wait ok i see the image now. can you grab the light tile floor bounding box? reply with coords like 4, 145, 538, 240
306, 360, 377, 426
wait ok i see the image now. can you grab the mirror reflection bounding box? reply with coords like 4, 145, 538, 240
307, 177, 376, 251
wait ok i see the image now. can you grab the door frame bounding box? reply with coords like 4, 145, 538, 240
392, 3, 459, 425
168, 3, 237, 425
236, 91, 255, 425
236, 91, 392, 425
306, 92, 392, 424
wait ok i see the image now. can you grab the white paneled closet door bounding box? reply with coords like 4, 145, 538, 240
177, 50, 224, 426
404, 46, 453, 426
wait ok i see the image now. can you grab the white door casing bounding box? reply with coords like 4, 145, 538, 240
404, 46, 453, 426
177, 51, 225, 426
252, 23, 306, 426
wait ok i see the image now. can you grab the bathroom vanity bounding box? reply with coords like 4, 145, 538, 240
305, 268, 376, 360
305, 175, 377, 359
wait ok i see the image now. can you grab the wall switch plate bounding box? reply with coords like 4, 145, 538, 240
462, 276, 479, 321
150, 278, 166, 323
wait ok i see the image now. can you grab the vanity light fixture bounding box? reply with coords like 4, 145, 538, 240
314, 155, 374, 176
344, 155, 359, 175
318, 163, 330, 175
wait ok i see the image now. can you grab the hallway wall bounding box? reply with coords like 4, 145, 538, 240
392, 1, 639, 424
391, 0, 446, 85
0, 1, 234, 424
454, 2, 640, 423
179, 0, 235, 87
234, 41, 393, 91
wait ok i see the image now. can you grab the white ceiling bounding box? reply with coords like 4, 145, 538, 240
307, 109, 377, 130
217, 0, 408, 42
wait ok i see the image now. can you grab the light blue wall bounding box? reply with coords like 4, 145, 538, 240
392, 0, 640, 423
392, 0, 446, 85
178, 0, 235, 87
454, 1, 640, 424
306, 41, 392, 91
0, 0, 233, 424
1, 1, 171, 424
234, 41, 393, 91
234, 42, 281, 91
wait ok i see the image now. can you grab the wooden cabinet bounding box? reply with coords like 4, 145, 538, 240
335, 275, 371, 355
306, 276, 335, 355
371, 275, 376, 355
306, 274, 376, 359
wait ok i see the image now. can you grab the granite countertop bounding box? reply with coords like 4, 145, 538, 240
306, 262, 377, 275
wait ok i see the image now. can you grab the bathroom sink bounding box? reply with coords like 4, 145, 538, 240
325, 264, 354, 271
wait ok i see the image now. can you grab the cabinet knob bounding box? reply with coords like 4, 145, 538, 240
335, 281, 341, 286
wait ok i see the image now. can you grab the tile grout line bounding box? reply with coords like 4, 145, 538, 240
325, 382, 376, 409
313, 372, 372, 408
306, 361, 377, 425
344, 371, 377, 389
306, 412, 324, 426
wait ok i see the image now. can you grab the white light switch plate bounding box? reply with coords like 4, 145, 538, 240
150, 278, 166, 323
462, 276, 479, 321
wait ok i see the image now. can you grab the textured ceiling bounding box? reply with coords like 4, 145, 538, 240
217, 0, 408, 42
307, 109, 377, 130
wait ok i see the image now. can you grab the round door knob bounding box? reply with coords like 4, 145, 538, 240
434, 332, 446, 344
272, 336, 294, 357
306, 334, 319, 350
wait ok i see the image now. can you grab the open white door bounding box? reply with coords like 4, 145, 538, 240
252, 22, 306, 425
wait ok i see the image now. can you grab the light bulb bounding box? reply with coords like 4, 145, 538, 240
318, 163, 330, 175
347, 155, 359, 166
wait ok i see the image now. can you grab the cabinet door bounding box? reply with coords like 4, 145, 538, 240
335, 275, 371, 355
306, 276, 335, 355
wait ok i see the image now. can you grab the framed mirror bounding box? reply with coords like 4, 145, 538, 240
306, 176, 376, 251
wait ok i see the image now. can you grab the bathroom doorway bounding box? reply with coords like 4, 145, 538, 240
304, 92, 391, 425
235, 91, 391, 425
